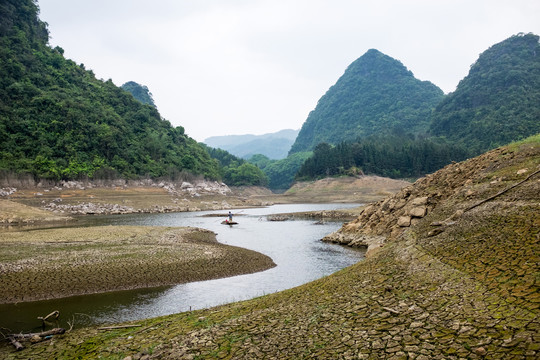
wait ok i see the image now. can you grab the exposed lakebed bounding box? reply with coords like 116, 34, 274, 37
0, 203, 364, 333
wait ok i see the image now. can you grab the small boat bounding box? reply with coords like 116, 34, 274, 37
221, 220, 238, 225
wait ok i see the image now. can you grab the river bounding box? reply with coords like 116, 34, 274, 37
0, 204, 364, 333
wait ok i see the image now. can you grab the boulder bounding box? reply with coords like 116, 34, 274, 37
411, 196, 428, 206
397, 216, 412, 227
409, 206, 427, 218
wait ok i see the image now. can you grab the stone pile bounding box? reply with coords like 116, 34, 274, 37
0, 187, 16, 196
176, 181, 231, 197
44, 201, 136, 215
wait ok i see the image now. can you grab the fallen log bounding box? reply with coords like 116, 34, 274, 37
9, 328, 66, 340
465, 168, 540, 212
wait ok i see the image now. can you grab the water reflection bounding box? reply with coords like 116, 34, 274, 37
0, 204, 364, 333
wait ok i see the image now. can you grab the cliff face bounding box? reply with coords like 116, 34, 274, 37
324, 135, 540, 258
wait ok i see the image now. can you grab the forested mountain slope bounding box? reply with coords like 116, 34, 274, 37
430, 33, 540, 154
0, 0, 220, 180
289, 49, 444, 153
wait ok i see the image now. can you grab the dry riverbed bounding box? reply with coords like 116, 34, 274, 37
2, 139, 537, 359
0, 226, 275, 304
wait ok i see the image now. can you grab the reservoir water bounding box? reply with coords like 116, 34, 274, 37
0, 204, 364, 333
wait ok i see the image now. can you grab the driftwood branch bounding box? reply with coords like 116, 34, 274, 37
9, 328, 66, 340
37, 310, 59, 322
8, 337, 24, 351
465, 168, 540, 212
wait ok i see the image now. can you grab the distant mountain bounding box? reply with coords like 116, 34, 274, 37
121, 81, 155, 107
430, 33, 540, 155
0, 0, 220, 180
289, 49, 444, 153
204, 129, 299, 160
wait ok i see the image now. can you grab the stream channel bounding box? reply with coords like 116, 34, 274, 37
1, 203, 365, 333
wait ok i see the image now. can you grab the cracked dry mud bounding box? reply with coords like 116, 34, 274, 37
1, 137, 538, 359
0, 226, 275, 304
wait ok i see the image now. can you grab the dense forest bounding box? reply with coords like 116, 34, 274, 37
248, 152, 312, 190
430, 33, 540, 155
295, 135, 470, 181
201, 145, 268, 186
0, 0, 222, 181
289, 49, 444, 154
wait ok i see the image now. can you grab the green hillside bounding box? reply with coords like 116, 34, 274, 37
201, 144, 268, 186
0, 0, 220, 180
289, 49, 444, 153
430, 33, 540, 154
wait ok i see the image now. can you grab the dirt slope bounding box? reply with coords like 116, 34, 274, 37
284, 176, 410, 203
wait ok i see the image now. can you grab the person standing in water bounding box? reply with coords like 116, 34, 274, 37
228, 211, 233, 222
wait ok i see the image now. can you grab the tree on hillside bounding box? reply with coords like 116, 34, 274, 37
248, 152, 312, 190
202, 144, 268, 186
121, 81, 156, 107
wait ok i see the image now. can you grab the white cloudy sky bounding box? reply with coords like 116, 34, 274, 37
37, 0, 539, 142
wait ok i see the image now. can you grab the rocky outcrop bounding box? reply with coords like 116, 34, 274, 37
323, 142, 540, 257
322, 188, 436, 254
4, 180, 231, 195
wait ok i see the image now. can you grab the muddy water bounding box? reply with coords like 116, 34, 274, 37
0, 204, 364, 333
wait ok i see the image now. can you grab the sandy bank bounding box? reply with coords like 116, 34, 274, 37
0, 199, 71, 224
0, 226, 275, 304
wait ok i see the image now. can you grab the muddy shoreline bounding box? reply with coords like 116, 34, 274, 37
0, 226, 275, 304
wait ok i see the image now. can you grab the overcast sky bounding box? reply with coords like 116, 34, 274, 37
37, 0, 539, 142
